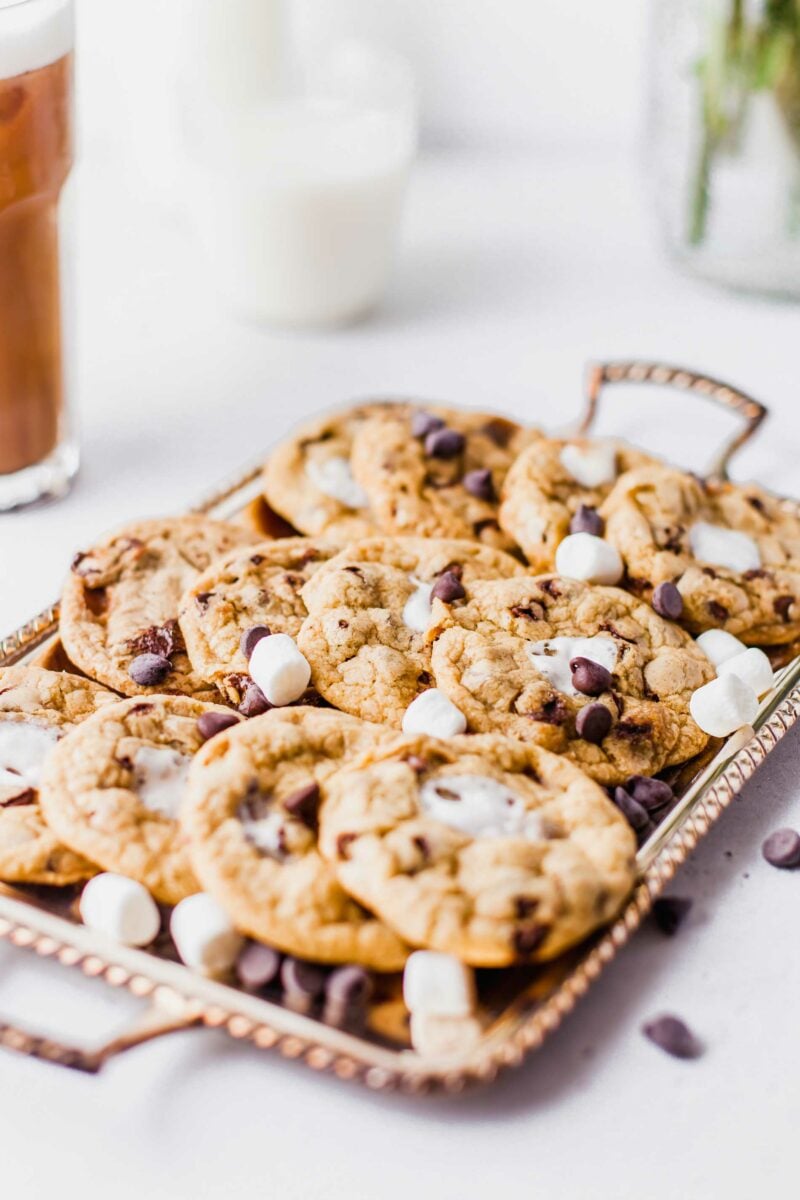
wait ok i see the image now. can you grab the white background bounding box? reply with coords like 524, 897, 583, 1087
2, 3, 800, 1198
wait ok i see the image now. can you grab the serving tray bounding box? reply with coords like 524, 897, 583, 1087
1, 360, 797, 1095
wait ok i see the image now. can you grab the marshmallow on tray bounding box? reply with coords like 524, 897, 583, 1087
402, 689, 467, 738
409, 1012, 483, 1057
170, 893, 243, 977
555, 533, 624, 585
249, 633, 311, 706
689, 673, 759, 738
79, 873, 161, 948
695, 628, 747, 668
717, 647, 774, 698
403, 950, 476, 1018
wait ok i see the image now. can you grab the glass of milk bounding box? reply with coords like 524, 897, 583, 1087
182, 37, 417, 328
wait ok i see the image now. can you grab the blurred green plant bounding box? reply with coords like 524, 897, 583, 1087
690, 0, 800, 243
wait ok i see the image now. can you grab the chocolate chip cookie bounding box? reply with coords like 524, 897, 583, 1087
182, 707, 409, 968
39, 694, 233, 903
498, 436, 655, 570
601, 465, 800, 644
178, 537, 339, 705
60, 516, 258, 699
0, 667, 116, 885
317, 733, 637, 966
297, 537, 524, 726
429, 576, 713, 785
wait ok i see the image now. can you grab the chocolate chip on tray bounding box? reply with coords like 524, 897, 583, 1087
569, 504, 604, 537
431, 570, 466, 603
462, 467, 495, 502
128, 652, 171, 686
613, 786, 651, 834
652, 581, 684, 621
642, 1014, 703, 1059
281, 957, 328, 1001
570, 656, 612, 696
762, 828, 800, 869
575, 703, 612, 744
411, 411, 445, 439
197, 711, 241, 742
240, 624, 271, 660
325, 964, 373, 1010
651, 896, 692, 936
626, 775, 674, 813
424, 427, 466, 459
235, 941, 283, 991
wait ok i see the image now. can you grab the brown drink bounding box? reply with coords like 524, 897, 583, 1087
0, 0, 75, 506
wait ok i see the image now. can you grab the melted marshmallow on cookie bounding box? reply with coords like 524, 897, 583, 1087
688, 521, 761, 573
306, 456, 369, 510
0, 720, 59, 789
131, 745, 191, 818
559, 441, 617, 488
402, 578, 435, 633
527, 635, 618, 696
419, 775, 545, 840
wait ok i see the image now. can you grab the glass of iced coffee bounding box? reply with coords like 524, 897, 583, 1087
0, 0, 76, 510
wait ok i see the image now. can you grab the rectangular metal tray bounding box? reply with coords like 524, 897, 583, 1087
1, 360, 798, 1095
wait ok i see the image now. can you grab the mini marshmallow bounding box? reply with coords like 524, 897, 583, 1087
305, 456, 368, 510
403, 950, 476, 1017
409, 1013, 483, 1058
402, 578, 434, 633
555, 533, 624, 585
717, 647, 774, 698
249, 633, 311, 706
170, 893, 243, 977
559, 441, 617, 488
695, 628, 747, 668
402, 689, 466, 738
689, 673, 758, 738
688, 521, 761, 573
79, 873, 160, 948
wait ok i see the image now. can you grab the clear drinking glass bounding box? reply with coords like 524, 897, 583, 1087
0, 0, 77, 510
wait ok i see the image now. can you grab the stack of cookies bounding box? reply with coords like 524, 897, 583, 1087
2, 400, 797, 1045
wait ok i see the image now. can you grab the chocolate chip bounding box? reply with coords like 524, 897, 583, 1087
527, 696, 568, 725
707, 600, 729, 622
642, 1014, 702, 1059
762, 828, 800, 869
127, 620, 180, 660
615, 720, 652, 739
425, 428, 466, 459
128, 653, 171, 686
411, 411, 445, 439
575, 703, 612, 744
481, 417, 515, 448
240, 625, 271, 660
197, 711, 241, 742
472, 517, 500, 536
570, 657, 612, 696
462, 468, 495, 502
325, 964, 372, 1010
336, 832, 357, 859
515, 896, 538, 918
569, 505, 604, 537
431, 571, 466, 603
195, 592, 216, 610
774, 595, 794, 621
513, 923, 548, 957
651, 896, 692, 936
281, 957, 328, 1000
626, 775, 674, 813
283, 781, 320, 829
510, 603, 545, 621
412, 834, 430, 861
613, 787, 651, 833
0, 789, 36, 808
238, 679, 270, 717
235, 941, 282, 991
652, 581, 683, 621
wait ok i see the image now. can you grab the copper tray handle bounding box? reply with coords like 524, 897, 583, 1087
0, 1002, 201, 1074
580, 361, 768, 479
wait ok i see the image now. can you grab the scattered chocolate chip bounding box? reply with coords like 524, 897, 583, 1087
411, 411, 445, 439
250, 554, 264, 566
510, 602, 545, 621
598, 621, 638, 645
527, 696, 568, 725
570, 656, 612, 696
126, 702, 154, 717
613, 787, 650, 833
626, 775, 674, 813
280, 957, 328, 1000
127, 620, 180, 660
84, 587, 109, 617
417, 670, 431, 686
425, 428, 466, 459
128, 653, 171, 686
774, 595, 794, 621
746, 494, 765, 512
195, 592, 216, 610
569, 505, 604, 537
0, 789, 36, 808
197, 711, 241, 742
642, 1014, 702, 1059
540, 578, 562, 598
238, 679, 270, 717
515, 896, 539, 918
462, 468, 495, 502
325, 964, 372, 1010
431, 570, 466, 603
575, 703, 612, 744
651, 896, 692, 936
240, 625, 271, 660
615, 720, 652, 739
411, 834, 430, 861
481, 417, 515, 447
707, 600, 729, 622
336, 832, 357, 859
652, 581, 683, 621
743, 568, 769, 581
762, 828, 800, 869
283, 782, 320, 830
236, 941, 282, 991
513, 923, 548, 957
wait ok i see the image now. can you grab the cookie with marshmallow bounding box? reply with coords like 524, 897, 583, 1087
429, 575, 714, 786
317, 732, 636, 966
297, 536, 522, 726
499, 435, 655, 571
601, 464, 800, 644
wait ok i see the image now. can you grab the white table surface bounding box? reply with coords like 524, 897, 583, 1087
2, 147, 799, 1200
